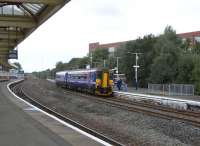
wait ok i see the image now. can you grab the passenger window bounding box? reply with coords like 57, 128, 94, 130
90, 72, 96, 82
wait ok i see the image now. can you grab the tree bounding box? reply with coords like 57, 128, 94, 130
176, 54, 194, 83
55, 61, 65, 71
117, 34, 157, 86
13, 62, 22, 70
79, 56, 90, 69
180, 38, 191, 52
191, 55, 200, 94
193, 41, 200, 54
31, 26, 200, 94
91, 48, 109, 67
149, 26, 181, 84
67, 58, 81, 69
149, 54, 178, 83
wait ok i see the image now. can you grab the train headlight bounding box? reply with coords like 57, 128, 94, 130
96, 79, 101, 87
98, 80, 102, 86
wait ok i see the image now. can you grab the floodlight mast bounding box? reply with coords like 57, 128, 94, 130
128, 52, 142, 90
90, 52, 93, 68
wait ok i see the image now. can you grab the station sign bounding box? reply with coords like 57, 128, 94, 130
133, 65, 140, 68
8, 50, 18, 59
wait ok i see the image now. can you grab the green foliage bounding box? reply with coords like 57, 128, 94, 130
180, 38, 191, 52
92, 48, 108, 60
13, 62, 22, 70
91, 48, 109, 68
191, 55, 200, 94
118, 34, 157, 86
149, 54, 178, 83
55, 61, 65, 71
79, 57, 90, 69
149, 27, 180, 84
175, 54, 194, 83
32, 26, 200, 94
193, 41, 200, 54
33, 56, 90, 79
32, 69, 52, 79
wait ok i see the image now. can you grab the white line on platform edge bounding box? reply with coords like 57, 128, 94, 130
7, 80, 113, 146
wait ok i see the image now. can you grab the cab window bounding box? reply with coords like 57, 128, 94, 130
96, 71, 102, 79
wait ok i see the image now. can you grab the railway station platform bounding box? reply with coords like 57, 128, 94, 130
0, 81, 104, 146
115, 86, 200, 102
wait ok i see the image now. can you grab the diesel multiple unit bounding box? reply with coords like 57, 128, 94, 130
55, 68, 113, 96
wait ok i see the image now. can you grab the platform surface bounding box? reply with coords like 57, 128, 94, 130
115, 86, 200, 102
0, 81, 103, 146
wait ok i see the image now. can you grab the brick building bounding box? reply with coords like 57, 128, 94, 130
89, 31, 200, 54
89, 41, 128, 56
177, 31, 200, 46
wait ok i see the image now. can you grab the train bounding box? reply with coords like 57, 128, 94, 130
55, 68, 113, 96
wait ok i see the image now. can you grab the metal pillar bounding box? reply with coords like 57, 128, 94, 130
133, 53, 139, 90
128, 52, 142, 90
103, 59, 106, 67
116, 57, 119, 73
90, 52, 93, 68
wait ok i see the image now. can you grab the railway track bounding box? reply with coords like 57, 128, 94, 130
9, 80, 200, 146
0, 79, 9, 82
58, 86, 200, 127
9, 80, 124, 146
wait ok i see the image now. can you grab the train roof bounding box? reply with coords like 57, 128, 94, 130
56, 71, 68, 76
56, 68, 100, 75
68, 69, 98, 74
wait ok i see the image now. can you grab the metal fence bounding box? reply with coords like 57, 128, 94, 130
0, 71, 24, 80
148, 83, 195, 96
0, 71, 9, 76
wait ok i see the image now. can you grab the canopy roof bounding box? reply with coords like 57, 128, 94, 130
0, 0, 70, 69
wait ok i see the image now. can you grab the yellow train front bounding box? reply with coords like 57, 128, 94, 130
95, 69, 113, 96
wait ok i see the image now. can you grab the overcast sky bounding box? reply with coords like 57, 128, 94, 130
12, 0, 200, 72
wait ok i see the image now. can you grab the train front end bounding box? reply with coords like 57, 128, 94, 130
95, 69, 113, 96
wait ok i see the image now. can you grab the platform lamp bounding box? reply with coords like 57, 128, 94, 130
90, 52, 93, 69
113, 56, 121, 74
127, 52, 142, 90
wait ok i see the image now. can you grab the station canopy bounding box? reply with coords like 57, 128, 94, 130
0, 0, 70, 69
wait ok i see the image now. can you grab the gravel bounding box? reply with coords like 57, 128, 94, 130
21, 76, 200, 146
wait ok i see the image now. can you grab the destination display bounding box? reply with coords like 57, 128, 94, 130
8, 50, 18, 59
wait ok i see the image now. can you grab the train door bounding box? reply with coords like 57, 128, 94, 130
65, 73, 68, 87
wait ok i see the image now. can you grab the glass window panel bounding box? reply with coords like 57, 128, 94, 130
13, 5, 24, 15
2, 5, 13, 15
23, 3, 45, 15
0, 3, 45, 16
0, 5, 25, 16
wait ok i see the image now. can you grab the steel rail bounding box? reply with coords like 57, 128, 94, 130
9, 81, 124, 146
58, 88, 200, 127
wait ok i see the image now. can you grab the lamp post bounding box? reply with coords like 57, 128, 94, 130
114, 56, 121, 74
90, 52, 93, 68
128, 52, 142, 90
103, 59, 106, 68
